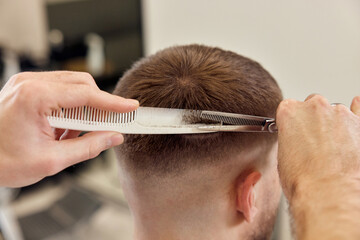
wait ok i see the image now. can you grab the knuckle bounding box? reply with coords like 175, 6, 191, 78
333, 104, 350, 118
333, 104, 348, 113
308, 95, 328, 107
80, 72, 96, 85
277, 99, 297, 116
86, 142, 102, 160
15, 80, 37, 100
8, 72, 31, 85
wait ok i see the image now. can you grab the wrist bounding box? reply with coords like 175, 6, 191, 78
288, 176, 360, 240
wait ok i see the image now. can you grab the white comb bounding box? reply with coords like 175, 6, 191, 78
47, 106, 277, 134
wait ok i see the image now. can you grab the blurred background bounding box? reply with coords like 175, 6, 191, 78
0, 0, 359, 239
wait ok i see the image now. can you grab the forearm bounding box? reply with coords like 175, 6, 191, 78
289, 177, 360, 240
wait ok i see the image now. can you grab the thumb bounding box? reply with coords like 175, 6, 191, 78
55, 131, 124, 169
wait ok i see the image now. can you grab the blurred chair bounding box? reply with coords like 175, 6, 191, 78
0, 188, 24, 240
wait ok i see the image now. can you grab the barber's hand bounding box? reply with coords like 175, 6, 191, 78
0, 71, 139, 187
276, 95, 360, 199
276, 95, 360, 239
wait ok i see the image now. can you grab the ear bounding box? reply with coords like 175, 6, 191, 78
236, 171, 262, 223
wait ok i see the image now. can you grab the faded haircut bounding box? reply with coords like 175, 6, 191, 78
113, 44, 282, 176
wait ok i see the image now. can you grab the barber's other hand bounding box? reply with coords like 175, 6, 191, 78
276, 95, 360, 239
0, 71, 139, 187
276, 95, 360, 200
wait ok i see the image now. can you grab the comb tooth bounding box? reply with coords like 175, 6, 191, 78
98, 110, 101, 124
87, 106, 90, 123
86, 107, 89, 122
88, 106, 91, 123
90, 107, 93, 122
93, 107, 96, 123
94, 107, 97, 123
75, 107, 79, 121
80, 106, 83, 122
84, 106, 87, 122
95, 108, 98, 123
94, 109, 99, 122
83, 106, 86, 122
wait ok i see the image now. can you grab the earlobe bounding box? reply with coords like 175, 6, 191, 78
236, 171, 262, 223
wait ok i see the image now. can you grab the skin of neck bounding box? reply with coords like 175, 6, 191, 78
118, 144, 281, 240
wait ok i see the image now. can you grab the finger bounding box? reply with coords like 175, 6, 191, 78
59, 129, 82, 140
53, 131, 124, 170
350, 96, 360, 116
304, 93, 321, 101
45, 81, 139, 112
15, 71, 98, 87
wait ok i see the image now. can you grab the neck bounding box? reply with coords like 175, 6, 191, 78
118, 146, 279, 240
129, 185, 240, 240
120, 164, 250, 240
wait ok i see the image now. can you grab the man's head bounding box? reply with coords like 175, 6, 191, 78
113, 44, 283, 240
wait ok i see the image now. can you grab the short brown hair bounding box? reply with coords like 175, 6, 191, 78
113, 44, 282, 176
